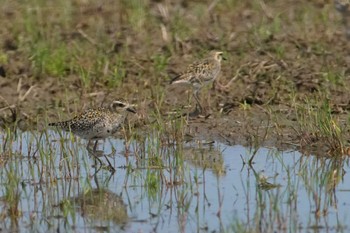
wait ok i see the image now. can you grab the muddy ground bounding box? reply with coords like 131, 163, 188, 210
0, 0, 350, 155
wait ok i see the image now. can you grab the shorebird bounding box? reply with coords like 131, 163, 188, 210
49, 100, 136, 171
170, 51, 224, 113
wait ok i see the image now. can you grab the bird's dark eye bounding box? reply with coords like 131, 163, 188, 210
113, 102, 125, 108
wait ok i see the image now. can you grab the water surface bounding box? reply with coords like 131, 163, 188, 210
0, 130, 348, 232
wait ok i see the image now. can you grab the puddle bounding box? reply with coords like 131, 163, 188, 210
0, 130, 349, 232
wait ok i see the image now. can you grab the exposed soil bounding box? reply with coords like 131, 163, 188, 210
1, 0, 350, 155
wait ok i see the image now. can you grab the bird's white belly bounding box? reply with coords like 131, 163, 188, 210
75, 124, 115, 140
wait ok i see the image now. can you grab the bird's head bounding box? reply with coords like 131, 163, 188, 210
210, 51, 225, 62
110, 99, 136, 114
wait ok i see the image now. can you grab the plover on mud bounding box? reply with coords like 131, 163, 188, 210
170, 51, 224, 113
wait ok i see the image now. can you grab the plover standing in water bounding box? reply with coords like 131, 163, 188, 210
170, 51, 224, 114
49, 100, 136, 171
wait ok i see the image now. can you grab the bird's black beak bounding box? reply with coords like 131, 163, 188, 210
126, 107, 137, 114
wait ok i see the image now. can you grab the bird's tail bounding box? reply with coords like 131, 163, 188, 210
48, 121, 69, 130
169, 74, 182, 84
170, 74, 191, 85
48, 122, 60, 126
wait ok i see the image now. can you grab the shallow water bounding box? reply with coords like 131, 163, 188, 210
0, 130, 349, 232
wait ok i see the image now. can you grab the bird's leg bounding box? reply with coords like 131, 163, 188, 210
193, 90, 202, 113
86, 140, 93, 152
89, 140, 115, 173
93, 140, 98, 152
103, 155, 116, 173
103, 141, 116, 173
86, 140, 103, 169
187, 91, 202, 118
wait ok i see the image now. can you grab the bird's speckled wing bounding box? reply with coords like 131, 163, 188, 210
171, 58, 219, 86
49, 108, 108, 132
68, 108, 109, 132
187, 59, 216, 83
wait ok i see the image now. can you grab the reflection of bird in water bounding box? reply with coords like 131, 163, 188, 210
181, 145, 225, 176
170, 51, 224, 114
49, 100, 136, 171
62, 189, 128, 226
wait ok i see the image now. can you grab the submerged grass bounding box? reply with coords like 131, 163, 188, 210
1, 114, 349, 232
227, 147, 349, 233
293, 96, 346, 156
